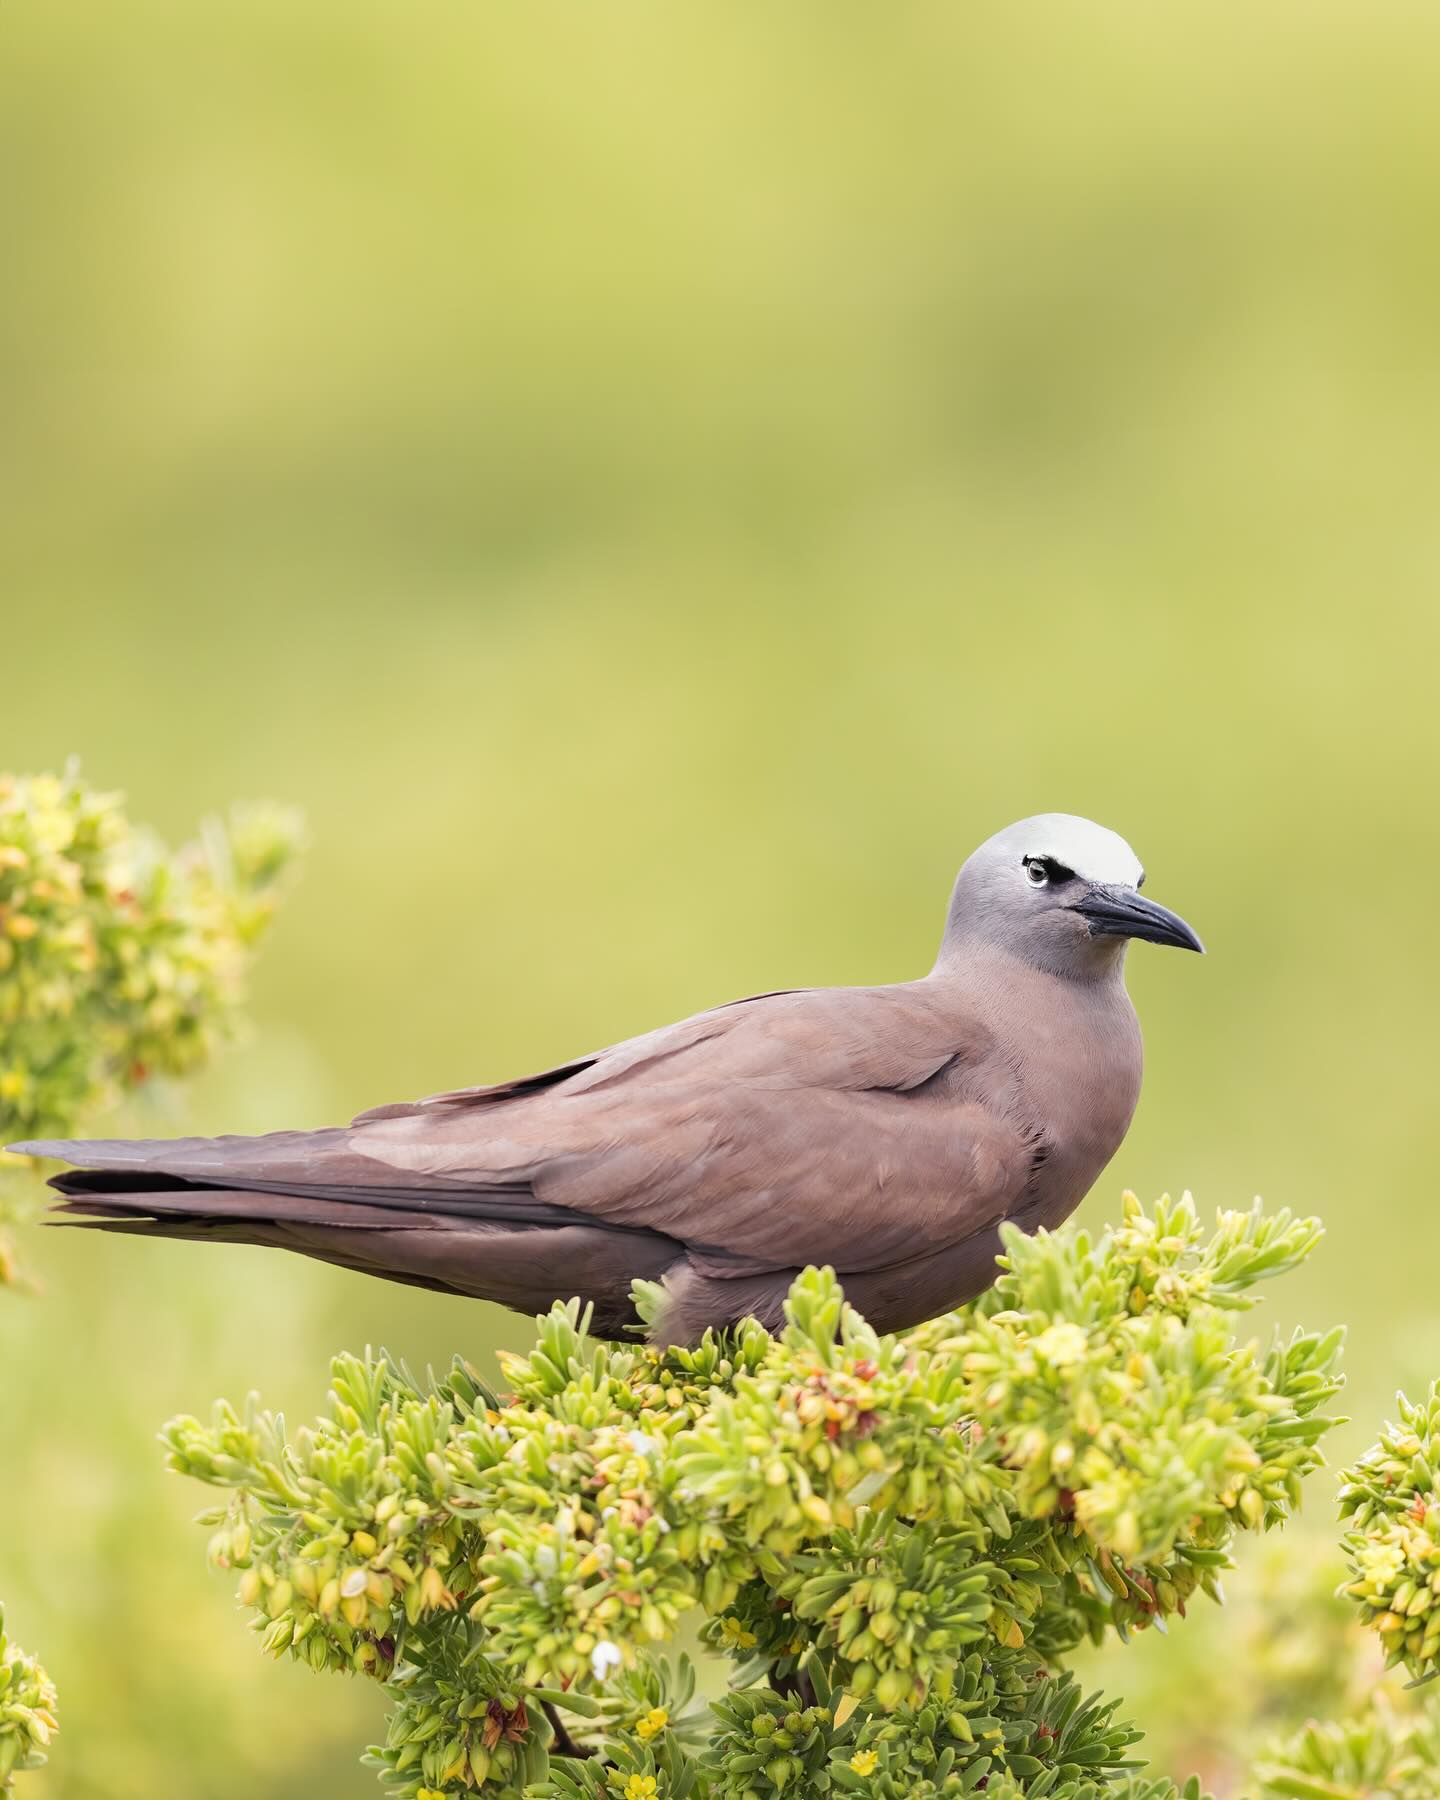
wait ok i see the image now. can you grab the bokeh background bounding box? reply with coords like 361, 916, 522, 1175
4, 3, 1440, 1794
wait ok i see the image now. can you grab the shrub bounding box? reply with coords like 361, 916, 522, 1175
0, 764, 304, 1786
1339, 1381, 1440, 1685
0, 764, 303, 1168
164, 1192, 1354, 1799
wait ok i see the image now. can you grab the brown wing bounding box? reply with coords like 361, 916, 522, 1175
350, 989, 809, 1121
22, 982, 1034, 1286
349, 982, 1035, 1273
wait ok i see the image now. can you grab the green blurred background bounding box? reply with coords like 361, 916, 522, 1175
4, 2, 1440, 1793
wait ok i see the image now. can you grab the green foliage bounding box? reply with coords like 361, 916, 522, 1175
913, 1194, 1342, 1623
1339, 1380, 1440, 1683
1071, 1527, 1397, 1791
0, 1605, 57, 1789
0, 764, 302, 1295
0, 765, 303, 1152
164, 1192, 1346, 1799
0, 765, 303, 1796
1126, 1378, 1440, 1798
1252, 1702, 1440, 1800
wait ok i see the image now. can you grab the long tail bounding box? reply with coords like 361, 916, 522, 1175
14, 1133, 676, 1334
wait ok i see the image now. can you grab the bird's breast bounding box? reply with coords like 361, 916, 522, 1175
1002, 976, 1144, 1232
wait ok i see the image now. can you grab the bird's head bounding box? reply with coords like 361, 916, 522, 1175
943, 813, 1203, 979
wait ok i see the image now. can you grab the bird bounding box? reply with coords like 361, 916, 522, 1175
14, 814, 1202, 1344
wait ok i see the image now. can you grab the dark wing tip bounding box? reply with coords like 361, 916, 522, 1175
48, 1196, 158, 1223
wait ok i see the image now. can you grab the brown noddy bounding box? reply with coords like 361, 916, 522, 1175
14, 814, 1202, 1342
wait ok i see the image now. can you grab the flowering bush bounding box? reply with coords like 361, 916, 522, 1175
1339, 1381, 1440, 1686
0, 1608, 56, 1791
164, 1192, 1353, 1800
0, 764, 304, 1284
0, 764, 303, 1788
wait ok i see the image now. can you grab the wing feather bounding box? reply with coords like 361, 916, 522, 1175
20, 979, 1037, 1291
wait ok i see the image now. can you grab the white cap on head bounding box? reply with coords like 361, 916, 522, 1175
978, 814, 1144, 889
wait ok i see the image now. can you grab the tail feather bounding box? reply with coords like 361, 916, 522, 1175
51, 1191, 492, 1303
41, 1173, 678, 1337
14, 1132, 582, 1226
13, 1126, 684, 1336
50, 1186, 434, 1231
13, 1129, 383, 1191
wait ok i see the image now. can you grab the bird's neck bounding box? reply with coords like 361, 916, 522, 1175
932, 926, 1129, 989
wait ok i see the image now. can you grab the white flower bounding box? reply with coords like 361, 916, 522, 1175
628, 1430, 657, 1456
590, 1638, 623, 1681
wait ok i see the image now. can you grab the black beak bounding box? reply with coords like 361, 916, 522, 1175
1070, 886, 1205, 953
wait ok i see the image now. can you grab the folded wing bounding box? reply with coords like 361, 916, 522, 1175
21, 981, 1037, 1331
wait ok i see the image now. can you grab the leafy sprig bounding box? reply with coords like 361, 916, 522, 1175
1340, 1381, 1440, 1683
0, 1606, 57, 1789
0, 764, 303, 1792
0, 764, 303, 1286
1254, 1701, 1440, 1800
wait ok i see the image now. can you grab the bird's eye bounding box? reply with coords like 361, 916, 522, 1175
1023, 856, 1077, 889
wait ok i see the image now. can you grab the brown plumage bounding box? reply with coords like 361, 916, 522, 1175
15, 814, 1201, 1342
